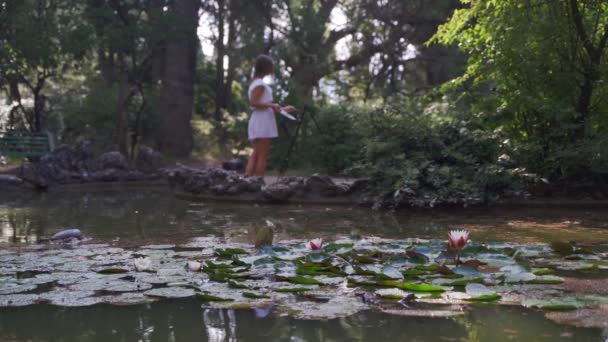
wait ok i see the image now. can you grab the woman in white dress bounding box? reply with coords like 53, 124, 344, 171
246, 55, 295, 176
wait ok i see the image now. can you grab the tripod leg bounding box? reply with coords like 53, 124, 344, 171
279, 115, 303, 175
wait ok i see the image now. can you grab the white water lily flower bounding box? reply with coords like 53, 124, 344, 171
187, 261, 202, 272
309, 238, 323, 250
134, 257, 152, 272
448, 230, 470, 251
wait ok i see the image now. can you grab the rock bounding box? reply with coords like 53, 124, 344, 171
89, 169, 123, 182
262, 183, 295, 202
305, 174, 341, 197
51, 229, 83, 241
244, 176, 265, 193
97, 151, 129, 170
0, 174, 34, 191
345, 178, 371, 195
135, 146, 163, 174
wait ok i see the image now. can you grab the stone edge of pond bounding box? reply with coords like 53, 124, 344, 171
10, 178, 608, 208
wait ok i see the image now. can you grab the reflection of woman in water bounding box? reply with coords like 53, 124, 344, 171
245, 55, 295, 177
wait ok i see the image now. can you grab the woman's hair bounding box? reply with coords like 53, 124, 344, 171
253, 55, 273, 78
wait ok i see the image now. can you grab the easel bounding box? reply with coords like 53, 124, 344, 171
277, 109, 324, 175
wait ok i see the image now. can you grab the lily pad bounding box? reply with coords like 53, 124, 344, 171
0, 294, 40, 307
379, 266, 404, 280
0, 284, 37, 295
243, 292, 271, 299
286, 276, 323, 285
144, 287, 196, 298
195, 292, 234, 302
375, 288, 409, 299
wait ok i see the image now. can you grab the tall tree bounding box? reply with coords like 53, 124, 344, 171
267, 0, 461, 105
157, 0, 200, 157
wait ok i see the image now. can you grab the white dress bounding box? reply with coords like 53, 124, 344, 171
248, 78, 278, 140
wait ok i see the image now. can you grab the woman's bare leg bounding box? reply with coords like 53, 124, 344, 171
254, 138, 271, 176
246, 140, 258, 176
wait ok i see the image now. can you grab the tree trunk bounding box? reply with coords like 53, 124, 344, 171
115, 59, 130, 155
157, 0, 199, 157
214, 0, 228, 157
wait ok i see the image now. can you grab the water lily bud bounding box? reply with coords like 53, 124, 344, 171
187, 261, 202, 272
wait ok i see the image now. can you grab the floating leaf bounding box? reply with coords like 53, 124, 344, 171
446, 277, 484, 286
286, 276, 322, 285
144, 287, 196, 298
95, 268, 130, 274
323, 243, 353, 253
228, 280, 248, 289
465, 284, 499, 301
469, 294, 501, 301
532, 268, 555, 276
379, 266, 404, 280
528, 276, 564, 285
0, 294, 39, 307
195, 292, 234, 302
243, 292, 271, 299
378, 281, 444, 293
375, 288, 409, 299
550, 241, 574, 256
275, 287, 311, 293
215, 248, 249, 258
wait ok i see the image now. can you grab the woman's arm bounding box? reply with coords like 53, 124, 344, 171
250, 86, 279, 111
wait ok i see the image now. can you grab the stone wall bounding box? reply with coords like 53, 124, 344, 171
6, 140, 370, 205
15, 140, 163, 189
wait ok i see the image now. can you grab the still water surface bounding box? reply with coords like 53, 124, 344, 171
1, 190, 607, 341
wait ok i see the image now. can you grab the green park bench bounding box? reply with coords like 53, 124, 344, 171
0, 131, 55, 158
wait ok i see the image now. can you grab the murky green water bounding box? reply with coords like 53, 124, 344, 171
1, 189, 607, 341
2, 190, 608, 245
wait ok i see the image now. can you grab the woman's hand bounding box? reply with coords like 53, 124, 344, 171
270, 103, 281, 112
282, 105, 297, 113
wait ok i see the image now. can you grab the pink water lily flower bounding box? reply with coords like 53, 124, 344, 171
448, 230, 470, 264
309, 238, 323, 251
448, 230, 470, 251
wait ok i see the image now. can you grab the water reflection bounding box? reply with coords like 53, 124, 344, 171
0, 300, 602, 341
1, 190, 608, 245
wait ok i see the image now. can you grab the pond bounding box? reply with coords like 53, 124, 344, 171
1, 190, 607, 341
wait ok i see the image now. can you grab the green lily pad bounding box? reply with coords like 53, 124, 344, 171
379, 266, 404, 280
465, 284, 501, 301
378, 280, 445, 293
528, 276, 564, 285
195, 292, 235, 302
228, 280, 249, 289
144, 287, 196, 298
274, 287, 311, 293
0, 284, 37, 295
215, 248, 249, 258
286, 276, 322, 285
469, 293, 501, 301
375, 288, 409, 299
0, 294, 40, 307
243, 292, 271, 299
532, 268, 555, 276
95, 268, 130, 274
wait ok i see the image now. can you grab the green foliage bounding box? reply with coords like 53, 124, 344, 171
354, 98, 528, 208
431, 0, 608, 184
